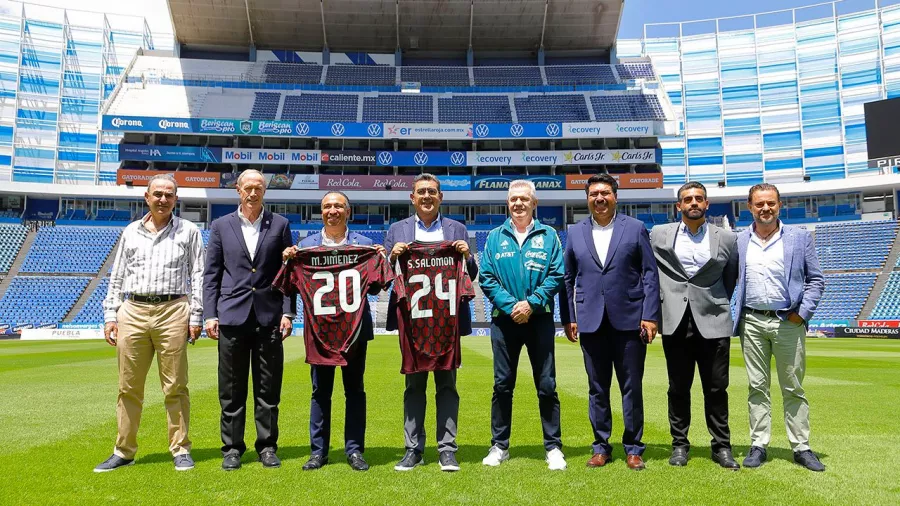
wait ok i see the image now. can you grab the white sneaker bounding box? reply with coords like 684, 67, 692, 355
482, 445, 509, 466
546, 448, 567, 470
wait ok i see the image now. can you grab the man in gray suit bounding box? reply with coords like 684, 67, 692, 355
651, 181, 740, 470
733, 183, 825, 472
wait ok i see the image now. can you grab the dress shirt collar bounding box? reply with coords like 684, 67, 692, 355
322, 227, 349, 246
512, 219, 535, 235
415, 213, 442, 232
238, 206, 264, 226
140, 213, 175, 234
591, 212, 616, 230
678, 220, 707, 238
750, 221, 783, 246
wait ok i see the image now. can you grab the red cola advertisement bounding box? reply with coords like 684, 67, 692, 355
318, 175, 417, 191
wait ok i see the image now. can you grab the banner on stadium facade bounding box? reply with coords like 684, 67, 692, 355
537, 206, 565, 227
471, 176, 566, 191
807, 320, 850, 337
57, 323, 104, 330
856, 320, 900, 328
561, 122, 654, 138
20, 328, 104, 340
564, 172, 663, 189
384, 123, 473, 139
834, 326, 900, 338
116, 169, 221, 188
289, 174, 319, 190
468, 149, 659, 167
119, 144, 223, 163
375, 151, 468, 167
102, 115, 657, 140
221, 148, 321, 165
321, 150, 377, 166
318, 175, 417, 191
436, 176, 471, 191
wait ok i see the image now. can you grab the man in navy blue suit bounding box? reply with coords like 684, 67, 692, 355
286, 191, 385, 472
560, 173, 660, 471
203, 169, 296, 471
383, 173, 477, 472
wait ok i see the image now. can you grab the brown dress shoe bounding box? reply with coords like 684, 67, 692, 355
626, 454, 645, 471
587, 453, 611, 467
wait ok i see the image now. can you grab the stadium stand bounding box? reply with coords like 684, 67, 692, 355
545, 65, 618, 85
591, 94, 667, 121
280, 93, 358, 122
325, 64, 396, 86
362, 95, 433, 122
0, 277, 90, 326
72, 278, 111, 324
815, 273, 877, 320
249, 92, 282, 120
473, 66, 543, 86
616, 63, 657, 80
437, 95, 513, 123
263, 63, 323, 84
514, 95, 591, 122
869, 272, 900, 319
0, 224, 27, 272
20, 227, 121, 274
400, 66, 470, 87
815, 220, 898, 271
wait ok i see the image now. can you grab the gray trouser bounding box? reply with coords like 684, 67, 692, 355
403, 369, 459, 454
739, 311, 811, 452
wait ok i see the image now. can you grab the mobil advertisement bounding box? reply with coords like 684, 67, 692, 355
384, 123, 473, 139
564, 173, 663, 189
119, 144, 223, 163
471, 176, 565, 191
375, 151, 468, 167
318, 175, 417, 191
221, 148, 321, 165
561, 122, 654, 138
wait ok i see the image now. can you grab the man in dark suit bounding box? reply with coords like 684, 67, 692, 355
287, 191, 385, 472
383, 173, 477, 472
560, 173, 660, 471
203, 169, 295, 471
651, 181, 740, 470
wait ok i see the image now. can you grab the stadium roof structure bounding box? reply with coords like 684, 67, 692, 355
166, 0, 624, 53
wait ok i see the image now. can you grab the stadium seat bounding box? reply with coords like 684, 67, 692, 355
263, 63, 323, 84
325, 65, 395, 86
0, 276, 90, 327
20, 227, 122, 274
544, 65, 618, 85
362, 95, 433, 122
249, 92, 281, 120
280, 93, 358, 122
438, 95, 512, 123
0, 223, 27, 273
514, 95, 590, 122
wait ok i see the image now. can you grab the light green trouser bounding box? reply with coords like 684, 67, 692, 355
738, 311, 811, 452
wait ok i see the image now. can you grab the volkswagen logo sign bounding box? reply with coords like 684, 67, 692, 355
450, 152, 465, 166
414, 152, 429, 165
367, 123, 382, 137
377, 152, 393, 166
331, 123, 345, 136
475, 124, 490, 137
545, 123, 560, 136
295, 122, 310, 136
510, 123, 524, 137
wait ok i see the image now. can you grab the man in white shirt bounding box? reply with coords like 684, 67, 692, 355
651, 182, 740, 470
203, 169, 295, 471
95, 174, 204, 473
733, 183, 825, 472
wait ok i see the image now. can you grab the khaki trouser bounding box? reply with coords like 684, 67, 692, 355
114, 299, 191, 460
738, 311, 811, 452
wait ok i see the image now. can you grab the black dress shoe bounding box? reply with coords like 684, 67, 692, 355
302, 455, 328, 471
794, 450, 825, 472
347, 452, 369, 471
712, 449, 740, 470
222, 452, 242, 471
669, 447, 689, 467
258, 450, 281, 468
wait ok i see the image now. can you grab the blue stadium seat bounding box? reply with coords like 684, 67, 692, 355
21, 226, 122, 274
249, 92, 281, 120
263, 63, 323, 84
0, 223, 27, 272
325, 65, 395, 86
438, 95, 512, 123
616, 63, 657, 80
473, 67, 542, 87
280, 93, 358, 122
0, 276, 90, 327
590, 94, 666, 121
514, 95, 590, 122
72, 278, 111, 323
544, 65, 617, 85
362, 95, 433, 122
401, 67, 469, 87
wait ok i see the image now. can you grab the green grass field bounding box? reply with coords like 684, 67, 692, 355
1, 335, 898, 505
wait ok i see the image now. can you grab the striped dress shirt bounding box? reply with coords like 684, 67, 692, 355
103, 214, 205, 326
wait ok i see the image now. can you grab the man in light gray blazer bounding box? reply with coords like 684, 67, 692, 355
733, 183, 825, 472
651, 181, 740, 470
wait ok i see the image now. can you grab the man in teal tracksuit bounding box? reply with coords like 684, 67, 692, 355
479, 180, 567, 471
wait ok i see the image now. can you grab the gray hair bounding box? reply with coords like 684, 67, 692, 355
236, 169, 265, 187
413, 173, 441, 192
507, 179, 536, 201
147, 173, 177, 193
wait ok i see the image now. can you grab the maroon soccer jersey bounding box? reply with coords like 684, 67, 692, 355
273, 245, 392, 366
393, 241, 475, 373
